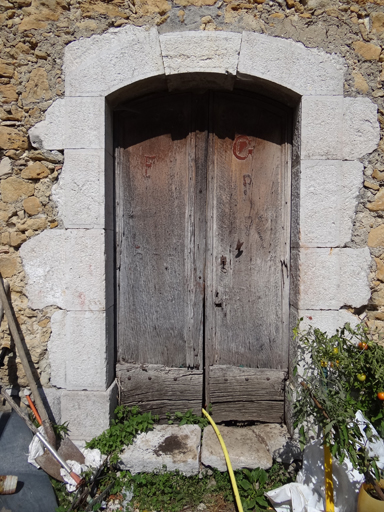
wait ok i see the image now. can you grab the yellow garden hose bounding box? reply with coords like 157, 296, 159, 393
202, 408, 244, 512
323, 443, 335, 512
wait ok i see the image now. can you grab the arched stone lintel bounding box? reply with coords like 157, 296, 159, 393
63, 27, 345, 99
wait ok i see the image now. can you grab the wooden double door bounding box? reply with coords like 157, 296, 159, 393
115, 90, 291, 423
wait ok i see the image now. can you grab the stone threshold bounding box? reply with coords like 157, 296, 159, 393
116, 423, 301, 476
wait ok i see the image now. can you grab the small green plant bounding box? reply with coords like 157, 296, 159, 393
293, 321, 384, 497
51, 478, 73, 512
166, 407, 211, 429
235, 463, 295, 512
85, 405, 158, 463
53, 421, 70, 440
236, 468, 269, 511
128, 468, 210, 512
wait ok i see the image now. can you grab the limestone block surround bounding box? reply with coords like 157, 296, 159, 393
20, 27, 380, 439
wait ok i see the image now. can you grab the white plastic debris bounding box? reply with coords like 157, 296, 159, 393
28, 431, 106, 493
60, 460, 88, 493
122, 485, 134, 507
60, 447, 106, 492
355, 410, 384, 470
82, 447, 106, 469
28, 425, 46, 468
266, 411, 384, 512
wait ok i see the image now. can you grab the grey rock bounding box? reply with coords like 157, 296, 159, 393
29, 149, 64, 163
119, 424, 201, 475
0, 157, 12, 179
201, 425, 272, 472
251, 424, 302, 464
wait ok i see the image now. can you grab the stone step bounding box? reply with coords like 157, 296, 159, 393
118, 423, 300, 475
119, 424, 201, 475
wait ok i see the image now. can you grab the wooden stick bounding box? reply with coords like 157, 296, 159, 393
26, 394, 43, 425
0, 385, 37, 434
0, 279, 10, 350
0, 275, 53, 437
300, 381, 330, 420
0, 279, 9, 320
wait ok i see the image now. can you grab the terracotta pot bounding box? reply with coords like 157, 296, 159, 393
357, 479, 384, 512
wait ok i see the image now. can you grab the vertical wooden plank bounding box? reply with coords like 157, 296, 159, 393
281, 118, 292, 371
204, 91, 215, 407
115, 147, 123, 357
186, 93, 209, 370
207, 91, 291, 370
115, 93, 204, 369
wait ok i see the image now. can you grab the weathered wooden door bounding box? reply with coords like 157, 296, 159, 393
115, 91, 291, 423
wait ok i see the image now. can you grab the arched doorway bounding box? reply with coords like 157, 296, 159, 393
115, 89, 292, 423
23, 26, 374, 438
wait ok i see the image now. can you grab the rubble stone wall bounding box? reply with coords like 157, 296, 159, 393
1, 0, 384, 436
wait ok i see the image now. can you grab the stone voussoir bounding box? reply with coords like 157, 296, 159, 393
160, 31, 242, 76
64, 25, 164, 97
238, 32, 345, 96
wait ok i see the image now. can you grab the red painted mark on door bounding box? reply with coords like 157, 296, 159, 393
144, 156, 156, 178
233, 136, 253, 160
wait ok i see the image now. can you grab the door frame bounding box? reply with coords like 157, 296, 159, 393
114, 88, 293, 422
23, 28, 372, 439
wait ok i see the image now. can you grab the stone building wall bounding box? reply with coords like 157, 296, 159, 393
0, 0, 384, 396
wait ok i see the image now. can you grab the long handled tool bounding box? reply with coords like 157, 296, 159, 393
0, 274, 85, 480
0, 275, 55, 444
0, 385, 83, 486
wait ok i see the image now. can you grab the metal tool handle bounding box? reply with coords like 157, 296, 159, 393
0, 385, 82, 486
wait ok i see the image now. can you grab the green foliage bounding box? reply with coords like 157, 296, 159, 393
85, 405, 158, 462
235, 463, 295, 512
53, 421, 70, 440
236, 468, 269, 511
293, 321, 384, 482
51, 478, 72, 512
166, 408, 210, 429
54, 401, 296, 512
128, 468, 211, 511
118, 463, 295, 512
53, 458, 295, 512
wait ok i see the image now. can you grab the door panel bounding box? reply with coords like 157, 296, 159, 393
209, 366, 285, 423
207, 93, 290, 369
115, 93, 207, 415
115, 91, 291, 421
116, 364, 203, 417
